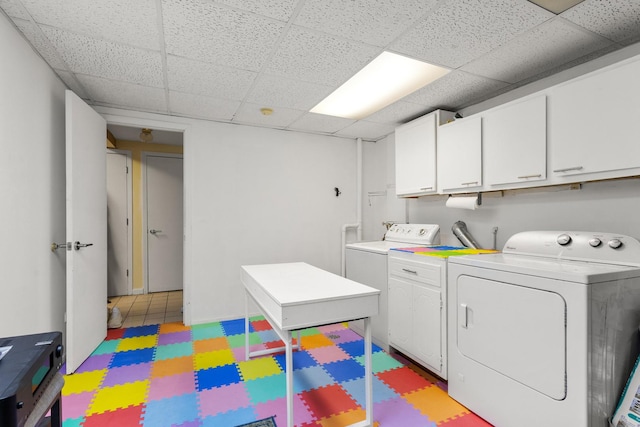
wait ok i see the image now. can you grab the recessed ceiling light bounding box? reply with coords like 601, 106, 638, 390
311, 51, 450, 120
527, 0, 586, 14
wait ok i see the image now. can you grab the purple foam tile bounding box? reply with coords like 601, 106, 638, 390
254, 394, 314, 426
61, 390, 94, 420
75, 354, 113, 373
197, 382, 250, 418
375, 396, 436, 426
325, 328, 363, 344
102, 362, 152, 387
148, 371, 196, 401
158, 331, 192, 345
317, 323, 345, 334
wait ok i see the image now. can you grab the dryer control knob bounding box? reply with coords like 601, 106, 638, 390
608, 239, 623, 249
557, 234, 572, 246
589, 238, 602, 247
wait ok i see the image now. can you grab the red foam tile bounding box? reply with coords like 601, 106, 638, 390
377, 366, 432, 395
106, 328, 126, 340
82, 404, 144, 427
299, 384, 359, 420
251, 319, 273, 331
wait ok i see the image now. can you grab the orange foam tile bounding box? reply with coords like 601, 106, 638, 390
150, 355, 195, 378
193, 337, 229, 353
404, 385, 470, 424
159, 322, 190, 334
301, 334, 335, 349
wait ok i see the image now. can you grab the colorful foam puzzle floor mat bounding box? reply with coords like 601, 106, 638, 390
61, 318, 493, 426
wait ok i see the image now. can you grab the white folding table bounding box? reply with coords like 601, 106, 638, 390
241, 262, 380, 427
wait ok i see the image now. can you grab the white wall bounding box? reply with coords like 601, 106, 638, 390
0, 13, 67, 337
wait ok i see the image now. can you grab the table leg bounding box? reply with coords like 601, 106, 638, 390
364, 317, 373, 426
285, 330, 294, 427
244, 291, 249, 361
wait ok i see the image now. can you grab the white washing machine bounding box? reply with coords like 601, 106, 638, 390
345, 223, 440, 350
447, 231, 640, 427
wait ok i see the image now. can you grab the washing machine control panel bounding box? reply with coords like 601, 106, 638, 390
385, 223, 440, 245
503, 231, 640, 266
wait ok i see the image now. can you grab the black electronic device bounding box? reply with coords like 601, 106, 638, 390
0, 331, 63, 427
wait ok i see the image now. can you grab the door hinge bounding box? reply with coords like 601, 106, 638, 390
126, 269, 129, 277
126, 218, 129, 226
126, 166, 129, 174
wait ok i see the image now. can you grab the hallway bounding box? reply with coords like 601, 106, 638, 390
108, 291, 183, 328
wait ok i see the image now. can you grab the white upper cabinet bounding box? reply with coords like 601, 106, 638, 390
548, 55, 640, 178
483, 95, 547, 187
437, 116, 482, 193
395, 110, 454, 197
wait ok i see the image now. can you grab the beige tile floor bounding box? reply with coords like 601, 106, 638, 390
107, 291, 183, 328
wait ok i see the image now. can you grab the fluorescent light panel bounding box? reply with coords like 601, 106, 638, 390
311, 51, 450, 120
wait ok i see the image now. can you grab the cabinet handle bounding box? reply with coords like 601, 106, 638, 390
461, 181, 478, 186
553, 166, 583, 173
419, 186, 433, 191
402, 268, 417, 275
460, 303, 468, 329
517, 174, 542, 179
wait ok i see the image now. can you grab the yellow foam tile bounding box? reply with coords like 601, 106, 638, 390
237, 357, 282, 381
116, 335, 157, 352
159, 322, 190, 334
63, 370, 107, 395
87, 380, 149, 415
194, 348, 235, 370
404, 385, 469, 423
151, 355, 195, 378
301, 334, 335, 349
193, 337, 229, 353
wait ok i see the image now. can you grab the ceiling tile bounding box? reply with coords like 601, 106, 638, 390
77, 75, 168, 112
288, 112, 355, 134
55, 70, 89, 99
19, 0, 161, 50
169, 91, 241, 121
233, 102, 305, 128
40, 27, 164, 87
0, 0, 29, 19
12, 19, 67, 69
391, 0, 554, 68
265, 26, 381, 86
162, 0, 285, 71
335, 121, 396, 140
167, 55, 257, 100
461, 18, 613, 83
295, 0, 439, 47
213, 0, 298, 21
404, 70, 510, 111
562, 0, 640, 44
247, 74, 333, 110
364, 100, 432, 125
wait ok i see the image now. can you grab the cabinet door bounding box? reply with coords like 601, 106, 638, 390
413, 284, 442, 373
437, 116, 482, 192
483, 96, 546, 186
388, 278, 412, 350
395, 112, 437, 196
549, 56, 640, 177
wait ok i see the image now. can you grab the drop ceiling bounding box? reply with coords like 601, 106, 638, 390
2, 0, 639, 141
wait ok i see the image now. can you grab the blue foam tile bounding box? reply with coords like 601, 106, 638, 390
142, 393, 200, 427
200, 406, 258, 427
338, 340, 383, 358
293, 365, 334, 393
274, 350, 318, 371
196, 364, 241, 391
341, 376, 398, 406
123, 325, 160, 338
257, 329, 280, 344
323, 359, 364, 383
109, 348, 155, 368
221, 319, 249, 336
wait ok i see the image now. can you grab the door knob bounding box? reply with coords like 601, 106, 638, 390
74, 241, 94, 250
149, 229, 162, 235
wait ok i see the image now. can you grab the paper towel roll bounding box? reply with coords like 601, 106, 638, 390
446, 196, 478, 210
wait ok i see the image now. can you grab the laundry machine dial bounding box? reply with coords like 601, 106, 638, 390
608, 239, 623, 249
589, 238, 602, 247
557, 234, 572, 246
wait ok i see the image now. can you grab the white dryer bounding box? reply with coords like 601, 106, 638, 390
345, 224, 440, 350
447, 231, 640, 427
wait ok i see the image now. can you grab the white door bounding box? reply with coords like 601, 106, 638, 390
65, 90, 107, 373
107, 151, 131, 296
146, 154, 183, 293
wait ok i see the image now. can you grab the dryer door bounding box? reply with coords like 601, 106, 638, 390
457, 275, 566, 400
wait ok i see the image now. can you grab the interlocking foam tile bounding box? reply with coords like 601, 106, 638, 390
193, 337, 229, 353
301, 333, 335, 349
109, 348, 155, 368
83, 404, 144, 427
306, 345, 350, 364
323, 358, 364, 383
159, 321, 191, 334
355, 350, 404, 374
194, 348, 236, 370
174, 421, 202, 427
92, 339, 120, 356
221, 318, 250, 336
377, 366, 433, 395
88, 380, 149, 415
374, 397, 436, 426
439, 413, 494, 426
142, 393, 200, 426
274, 349, 318, 371
195, 364, 241, 391
102, 362, 152, 387
197, 382, 250, 417
341, 376, 397, 406
322, 327, 362, 344
318, 408, 367, 427
192, 322, 225, 340
106, 328, 126, 340
147, 371, 196, 401
251, 318, 273, 331
299, 384, 359, 420
158, 330, 192, 345
254, 394, 315, 426
404, 384, 470, 424
337, 340, 366, 358
62, 416, 84, 427
256, 329, 281, 344
293, 365, 335, 393
63, 369, 107, 395
116, 335, 158, 352
201, 406, 258, 427
154, 342, 193, 360
244, 372, 286, 404
151, 355, 195, 378
75, 353, 113, 373
61, 390, 95, 420
238, 356, 283, 381
230, 332, 263, 348
123, 325, 160, 338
